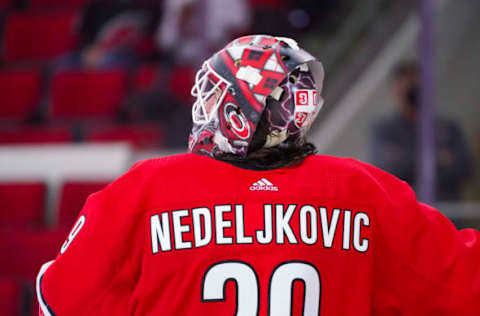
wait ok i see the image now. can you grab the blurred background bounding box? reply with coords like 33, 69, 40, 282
0, 0, 479, 314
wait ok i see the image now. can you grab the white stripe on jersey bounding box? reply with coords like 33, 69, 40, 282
36, 261, 54, 316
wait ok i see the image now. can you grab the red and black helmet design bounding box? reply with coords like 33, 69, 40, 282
189, 35, 324, 157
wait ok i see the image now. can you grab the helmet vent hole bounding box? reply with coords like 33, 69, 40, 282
234, 60, 241, 67
281, 55, 290, 61
289, 75, 297, 84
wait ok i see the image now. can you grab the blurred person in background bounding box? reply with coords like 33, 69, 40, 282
287, 0, 343, 33
55, 1, 154, 69
474, 118, 480, 199
156, 0, 251, 65
371, 61, 473, 201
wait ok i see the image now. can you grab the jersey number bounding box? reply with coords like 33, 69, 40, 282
60, 215, 85, 254
201, 261, 321, 316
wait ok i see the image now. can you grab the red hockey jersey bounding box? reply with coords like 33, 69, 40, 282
37, 153, 480, 315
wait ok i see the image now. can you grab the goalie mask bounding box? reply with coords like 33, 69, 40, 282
188, 35, 324, 158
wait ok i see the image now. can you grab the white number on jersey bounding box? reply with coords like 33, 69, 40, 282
60, 215, 86, 254
201, 260, 321, 315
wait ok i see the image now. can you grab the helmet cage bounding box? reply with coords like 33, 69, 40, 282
191, 61, 231, 125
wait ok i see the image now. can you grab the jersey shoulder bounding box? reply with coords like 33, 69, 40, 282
304, 155, 414, 198
129, 153, 218, 178
305, 154, 398, 177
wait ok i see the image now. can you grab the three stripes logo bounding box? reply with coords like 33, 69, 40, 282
249, 178, 279, 192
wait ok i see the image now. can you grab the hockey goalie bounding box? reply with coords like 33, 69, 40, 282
37, 35, 480, 315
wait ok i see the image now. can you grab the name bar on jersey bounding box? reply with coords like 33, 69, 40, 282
150, 204, 370, 254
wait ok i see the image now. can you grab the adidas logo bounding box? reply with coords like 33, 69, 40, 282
249, 178, 279, 192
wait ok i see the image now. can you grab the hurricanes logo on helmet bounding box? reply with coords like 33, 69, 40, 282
224, 103, 251, 139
